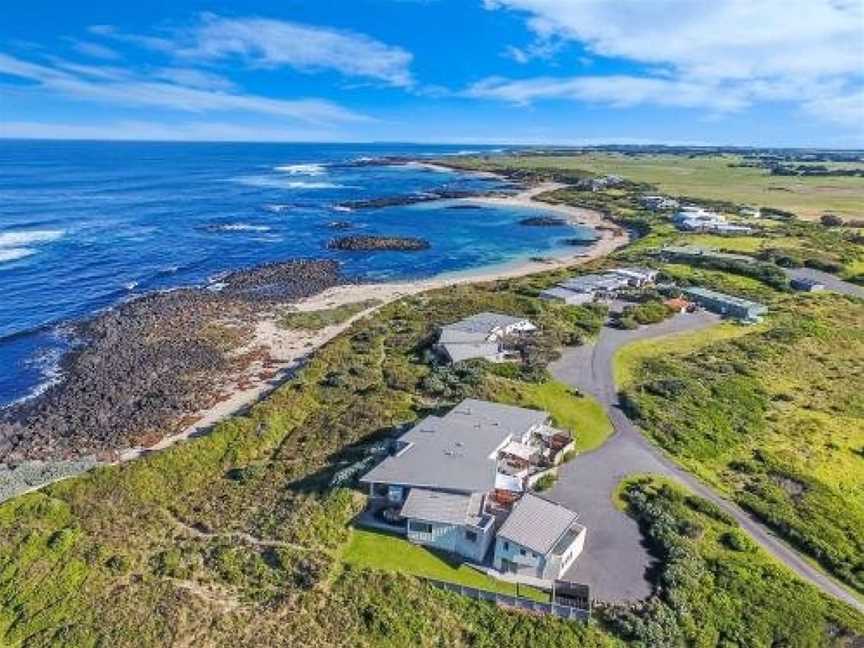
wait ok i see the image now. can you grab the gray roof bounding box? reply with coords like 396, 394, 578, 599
497, 493, 579, 556
683, 286, 767, 313
440, 312, 529, 337
399, 488, 484, 526
440, 342, 500, 363
360, 399, 549, 493
559, 273, 628, 293
540, 286, 586, 301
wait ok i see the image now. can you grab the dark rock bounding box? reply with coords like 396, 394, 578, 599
561, 236, 600, 246
337, 190, 491, 210
519, 216, 568, 226
445, 204, 484, 210
328, 236, 430, 251
0, 259, 344, 463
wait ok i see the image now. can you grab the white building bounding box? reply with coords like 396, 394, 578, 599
493, 493, 586, 580
435, 312, 536, 364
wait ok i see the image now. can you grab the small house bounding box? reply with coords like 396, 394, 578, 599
683, 287, 767, 323
493, 494, 586, 580
435, 312, 536, 364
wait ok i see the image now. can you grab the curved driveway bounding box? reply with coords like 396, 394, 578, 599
546, 312, 863, 612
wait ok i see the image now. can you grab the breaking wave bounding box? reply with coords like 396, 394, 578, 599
205, 223, 273, 233
274, 163, 327, 176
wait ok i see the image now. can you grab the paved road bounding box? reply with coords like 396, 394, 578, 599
784, 267, 864, 299
547, 312, 864, 612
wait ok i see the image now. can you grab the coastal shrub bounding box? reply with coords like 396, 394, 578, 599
720, 529, 754, 552
533, 473, 557, 492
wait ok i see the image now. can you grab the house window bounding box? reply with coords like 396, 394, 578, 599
410, 521, 432, 534
465, 530, 478, 543
520, 548, 526, 556
503, 541, 509, 551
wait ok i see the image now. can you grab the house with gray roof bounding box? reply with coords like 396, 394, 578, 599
358, 399, 577, 563
683, 286, 767, 323
401, 489, 495, 562
493, 493, 586, 580
539, 272, 632, 304
435, 312, 536, 364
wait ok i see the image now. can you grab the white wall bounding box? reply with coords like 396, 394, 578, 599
406, 518, 494, 563
493, 537, 546, 578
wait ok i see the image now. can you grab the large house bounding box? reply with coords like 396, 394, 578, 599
359, 399, 577, 568
435, 312, 536, 364
672, 206, 753, 235
640, 194, 679, 211
493, 493, 586, 580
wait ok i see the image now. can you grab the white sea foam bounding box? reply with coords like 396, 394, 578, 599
0, 229, 65, 248
0, 248, 36, 264
232, 176, 354, 190
209, 223, 272, 233
331, 205, 354, 213
124, 281, 139, 291
262, 203, 292, 213
274, 163, 327, 175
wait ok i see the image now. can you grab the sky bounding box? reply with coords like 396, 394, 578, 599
0, 0, 862, 147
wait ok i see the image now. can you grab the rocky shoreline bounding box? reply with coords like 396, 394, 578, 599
335, 188, 501, 211
519, 215, 568, 226
0, 259, 344, 465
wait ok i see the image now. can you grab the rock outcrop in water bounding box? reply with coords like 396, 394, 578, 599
327, 235, 430, 251
0, 259, 344, 464
519, 216, 568, 227
336, 190, 488, 210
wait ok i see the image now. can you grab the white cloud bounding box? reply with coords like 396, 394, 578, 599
483, 0, 864, 126
92, 14, 414, 87
467, 75, 747, 111
0, 53, 369, 125
70, 40, 121, 60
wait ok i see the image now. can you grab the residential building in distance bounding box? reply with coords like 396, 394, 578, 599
610, 267, 659, 287
640, 194, 680, 211
493, 493, 586, 579
672, 206, 753, 234
434, 312, 536, 364
359, 399, 577, 566
683, 287, 768, 323
659, 245, 756, 265
539, 272, 631, 304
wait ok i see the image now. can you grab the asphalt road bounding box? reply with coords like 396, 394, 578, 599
547, 311, 864, 613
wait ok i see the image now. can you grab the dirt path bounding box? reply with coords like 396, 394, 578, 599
548, 313, 864, 612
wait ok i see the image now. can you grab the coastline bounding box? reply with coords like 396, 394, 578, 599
119, 182, 628, 461
0, 180, 629, 502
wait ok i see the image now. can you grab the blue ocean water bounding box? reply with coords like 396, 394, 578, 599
0, 141, 595, 406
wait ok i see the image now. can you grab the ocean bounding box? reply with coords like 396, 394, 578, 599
0, 141, 596, 407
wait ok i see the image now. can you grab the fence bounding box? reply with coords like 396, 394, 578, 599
423, 578, 591, 622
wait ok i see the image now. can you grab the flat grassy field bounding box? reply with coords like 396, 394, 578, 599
279, 299, 381, 330
499, 153, 864, 220
343, 529, 548, 602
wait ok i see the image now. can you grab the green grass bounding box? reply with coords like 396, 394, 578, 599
490, 153, 864, 221
343, 529, 549, 602
623, 294, 864, 593
481, 378, 614, 452
612, 322, 763, 388
603, 476, 864, 646
279, 299, 382, 330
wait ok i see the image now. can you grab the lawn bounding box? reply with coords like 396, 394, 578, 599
481, 378, 613, 452
343, 529, 550, 602
492, 153, 864, 220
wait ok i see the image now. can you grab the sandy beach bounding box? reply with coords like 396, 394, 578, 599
119, 182, 628, 461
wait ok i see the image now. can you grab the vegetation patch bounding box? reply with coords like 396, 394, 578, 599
279, 299, 382, 330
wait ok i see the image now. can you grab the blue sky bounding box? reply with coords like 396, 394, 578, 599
1, 0, 862, 146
